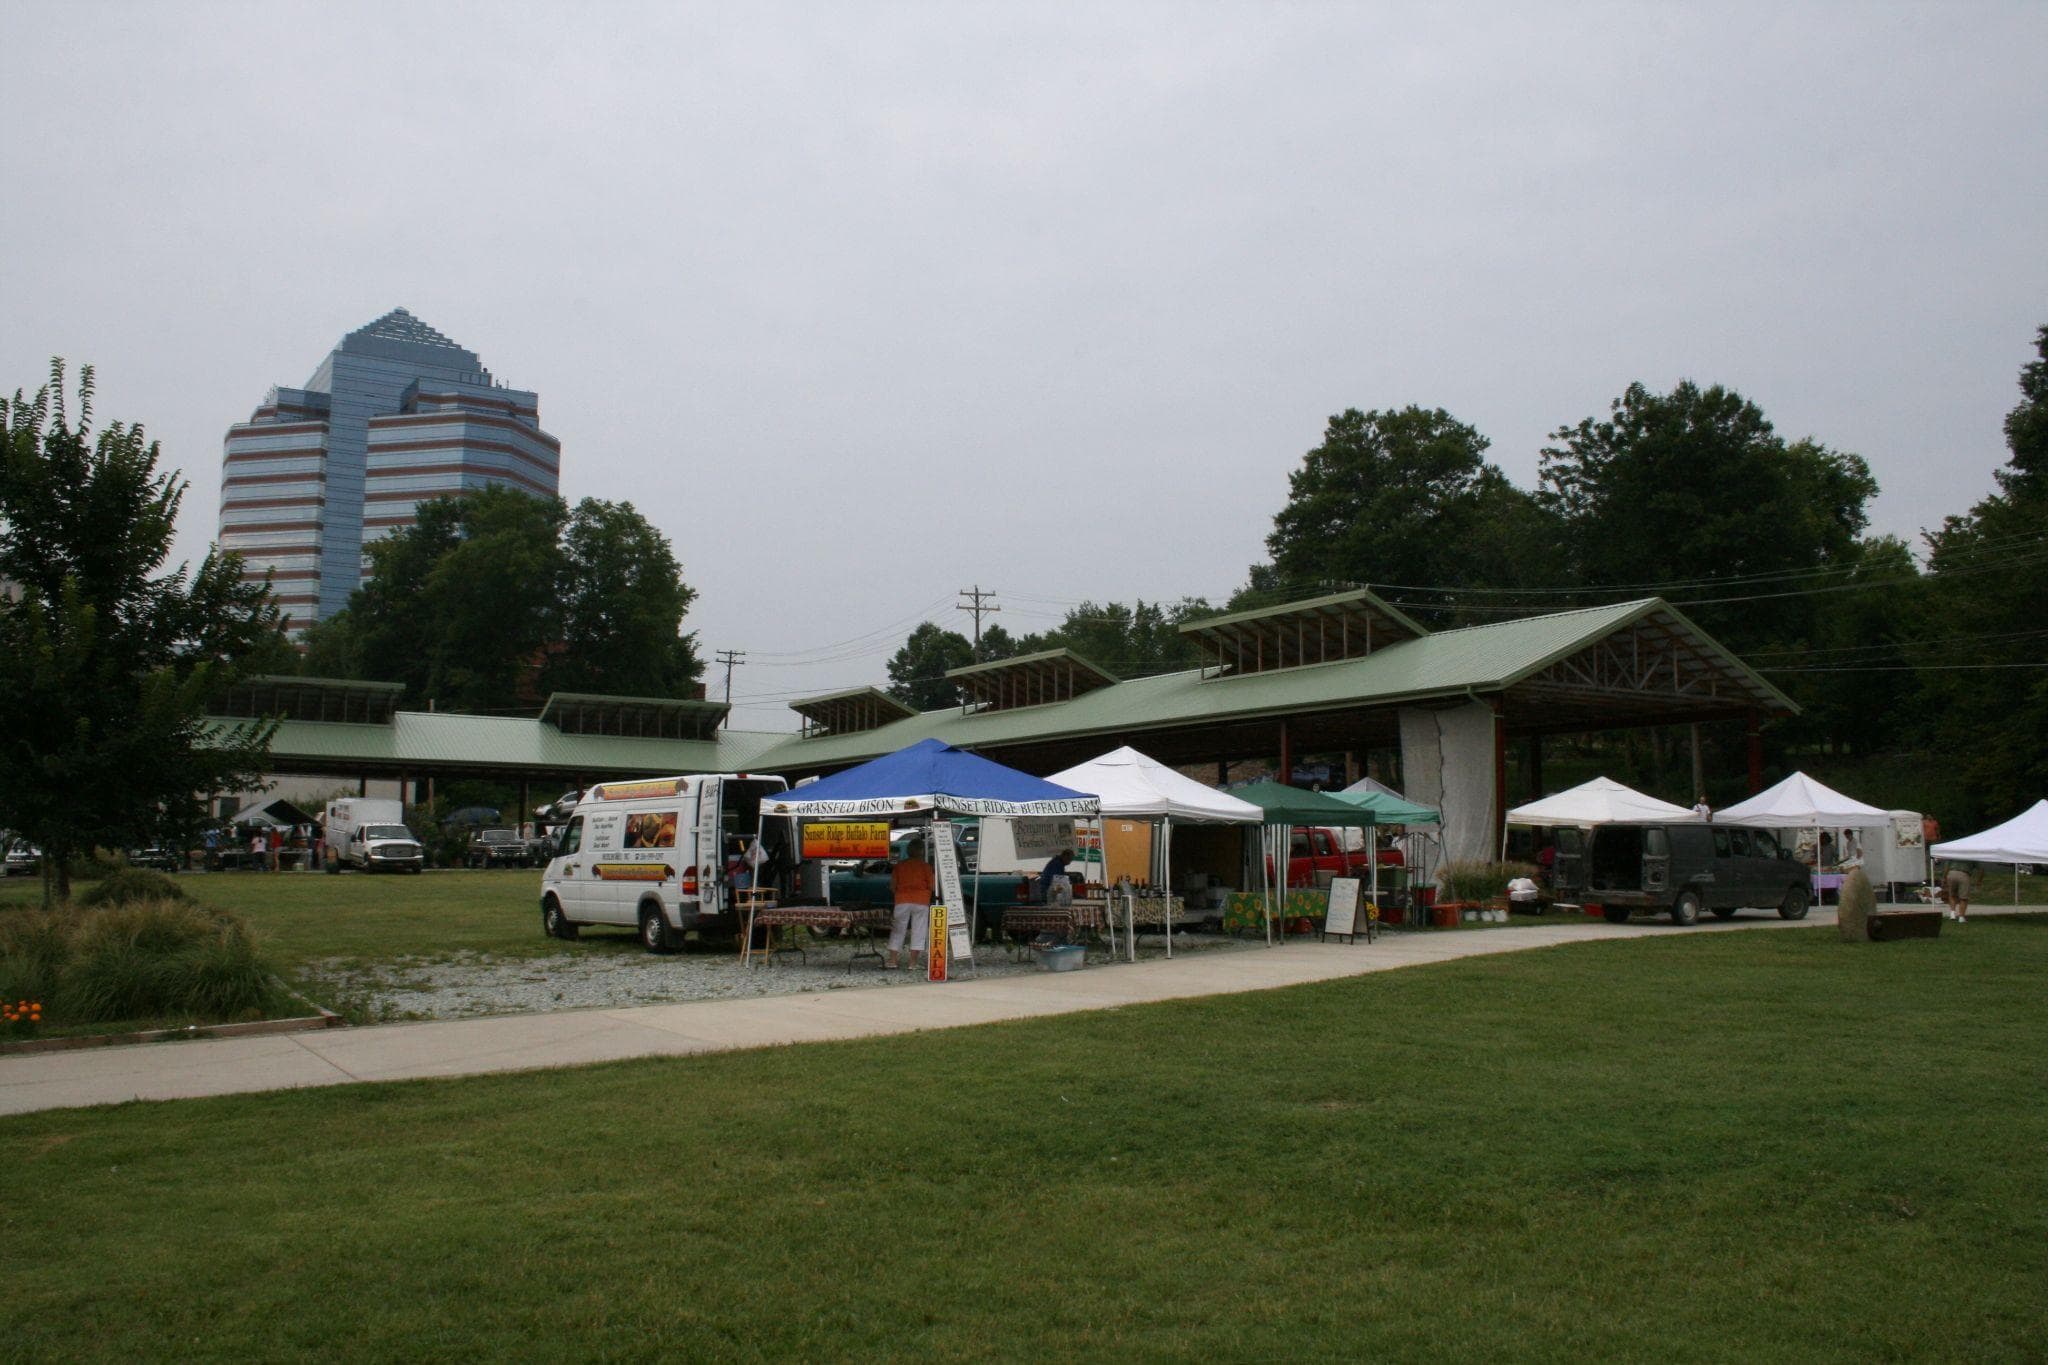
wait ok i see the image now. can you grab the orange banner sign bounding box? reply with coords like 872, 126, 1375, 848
928, 903, 948, 982
595, 863, 672, 882
591, 779, 685, 802
801, 821, 891, 860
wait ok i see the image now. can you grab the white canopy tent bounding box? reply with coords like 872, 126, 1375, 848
1047, 746, 1262, 959
1506, 777, 1701, 828
1932, 799, 2048, 905
1715, 771, 1891, 829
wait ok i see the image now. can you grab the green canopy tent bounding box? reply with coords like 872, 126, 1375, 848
1327, 788, 1440, 910
1230, 782, 1385, 945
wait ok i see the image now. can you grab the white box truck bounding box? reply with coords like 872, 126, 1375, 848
323, 798, 425, 874
540, 772, 789, 952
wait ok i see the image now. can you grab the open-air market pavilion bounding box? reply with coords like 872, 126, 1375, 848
206, 590, 1796, 865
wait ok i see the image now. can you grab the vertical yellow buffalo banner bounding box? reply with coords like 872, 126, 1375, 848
928, 904, 948, 982
800, 821, 891, 860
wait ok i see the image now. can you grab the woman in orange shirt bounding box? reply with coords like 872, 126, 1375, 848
887, 839, 934, 970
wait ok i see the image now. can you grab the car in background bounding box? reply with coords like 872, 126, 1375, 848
3, 841, 40, 877
126, 845, 181, 872
465, 826, 534, 869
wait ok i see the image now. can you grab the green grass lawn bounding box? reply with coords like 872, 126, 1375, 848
2, 919, 2043, 1359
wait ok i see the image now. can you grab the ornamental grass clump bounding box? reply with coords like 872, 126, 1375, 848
0, 899, 282, 1028
1438, 860, 1540, 904
75, 866, 187, 907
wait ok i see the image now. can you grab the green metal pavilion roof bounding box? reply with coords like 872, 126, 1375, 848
212, 596, 1794, 783
748, 597, 1796, 771
228, 710, 790, 781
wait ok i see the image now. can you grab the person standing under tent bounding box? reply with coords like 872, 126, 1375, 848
1038, 848, 1075, 906
887, 838, 934, 971
1693, 795, 1712, 822
1943, 861, 1972, 924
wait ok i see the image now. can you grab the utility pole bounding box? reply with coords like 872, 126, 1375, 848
714, 649, 746, 724
957, 585, 1000, 660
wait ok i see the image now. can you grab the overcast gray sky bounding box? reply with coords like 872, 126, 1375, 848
5, 2, 2043, 729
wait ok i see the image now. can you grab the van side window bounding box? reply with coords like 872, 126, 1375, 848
560, 816, 583, 857
1645, 827, 1669, 857
1753, 830, 1782, 859
1713, 828, 1731, 857
1728, 829, 1753, 857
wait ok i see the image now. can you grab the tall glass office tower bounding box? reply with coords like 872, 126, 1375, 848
219, 308, 562, 634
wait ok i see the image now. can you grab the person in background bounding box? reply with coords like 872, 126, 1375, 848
1943, 861, 1972, 924
267, 824, 283, 872
248, 828, 265, 870
887, 838, 934, 971
1693, 795, 1712, 822
1038, 848, 1075, 905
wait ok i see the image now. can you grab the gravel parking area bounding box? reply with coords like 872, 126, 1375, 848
309, 932, 1261, 1021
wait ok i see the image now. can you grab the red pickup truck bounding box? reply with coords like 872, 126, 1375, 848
1271, 827, 1399, 888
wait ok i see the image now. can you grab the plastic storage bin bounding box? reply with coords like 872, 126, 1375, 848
1034, 944, 1087, 971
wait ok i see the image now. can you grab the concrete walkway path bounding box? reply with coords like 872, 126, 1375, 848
1, 905, 2028, 1116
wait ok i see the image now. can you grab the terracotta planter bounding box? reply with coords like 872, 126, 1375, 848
1431, 902, 1469, 928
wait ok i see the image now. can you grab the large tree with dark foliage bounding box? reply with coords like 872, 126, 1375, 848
1920, 327, 2048, 820
543, 499, 702, 698
0, 362, 283, 903
1538, 381, 1878, 656
1257, 406, 1562, 620
1005, 598, 1214, 678
303, 489, 702, 711
885, 621, 975, 710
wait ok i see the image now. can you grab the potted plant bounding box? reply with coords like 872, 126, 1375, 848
1435, 860, 1496, 926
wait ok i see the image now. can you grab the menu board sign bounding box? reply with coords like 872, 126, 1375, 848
931, 823, 975, 975
1325, 877, 1362, 941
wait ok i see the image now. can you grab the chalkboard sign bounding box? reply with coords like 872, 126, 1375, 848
1324, 877, 1362, 942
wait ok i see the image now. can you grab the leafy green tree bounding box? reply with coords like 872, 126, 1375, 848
542, 499, 703, 697
975, 622, 1020, 661
1538, 381, 1878, 655
1921, 328, 2048, 820
1008, 598, 1214, 678
1256, 406, 1563, 620
0, 362, 282, 903
345, 487, 567, 712
886, 621, 974, 710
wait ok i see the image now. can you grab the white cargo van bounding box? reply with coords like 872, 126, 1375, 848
323, 798, 424, 874
539, 772, 790, 952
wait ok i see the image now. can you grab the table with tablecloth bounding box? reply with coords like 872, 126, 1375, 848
743, 904, 892, 968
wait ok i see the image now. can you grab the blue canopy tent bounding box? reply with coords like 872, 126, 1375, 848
760, 738, 1099, 819
761, 739, 1101, 959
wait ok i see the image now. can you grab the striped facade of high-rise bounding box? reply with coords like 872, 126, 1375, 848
219, 308, 562, 635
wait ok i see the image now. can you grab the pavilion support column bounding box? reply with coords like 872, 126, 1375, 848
1344, 750, 1357, 788
1278, 719, 1293, 788
1491, 697, 1508, 860
1689, 723, 1705, 800
518, 778, 529, 838
1746, 712, 1764, 794
1217, 760, 1229, 785
1399, 702, 1498, 871
358, 776, 368, 797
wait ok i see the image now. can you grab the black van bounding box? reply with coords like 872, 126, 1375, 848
1552, 823, 1812, 925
